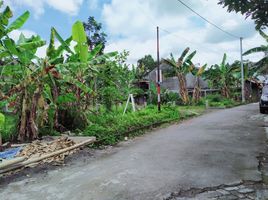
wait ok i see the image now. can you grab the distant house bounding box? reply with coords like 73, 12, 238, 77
146, 63, 209, 94
245, 78, 262, 102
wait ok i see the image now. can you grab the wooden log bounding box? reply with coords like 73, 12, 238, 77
0, 157, 27, 169
0, 137, 96, 174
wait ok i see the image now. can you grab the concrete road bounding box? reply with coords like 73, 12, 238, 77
0, 104, 267, 200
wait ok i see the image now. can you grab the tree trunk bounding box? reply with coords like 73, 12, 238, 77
52, 84, 60, 130
28, 87, 41, 140
18, 90, 27, 142
177, 73, 189, 104
192, 77, 200, 103
18, 87, 41, 142
221, 85, 230, 98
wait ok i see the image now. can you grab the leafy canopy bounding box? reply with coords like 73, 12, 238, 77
83, 16, 107, 52
243, 30, 268, 73
218, 0, 268, 30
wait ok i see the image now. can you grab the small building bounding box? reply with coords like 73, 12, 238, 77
245, 78, 262, 102
133, 80, 150, 105
146, 63, 210, 96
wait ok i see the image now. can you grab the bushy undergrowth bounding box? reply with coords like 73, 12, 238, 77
83, 105, 202, 145
196, 94, 239, 108
207, 94, 239, 107
2, 93, 239, 145
1, 114, 18, 142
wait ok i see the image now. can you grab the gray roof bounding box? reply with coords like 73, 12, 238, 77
146, 63, 209, 91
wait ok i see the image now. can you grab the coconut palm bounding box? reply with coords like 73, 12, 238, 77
163, 47, 196, 104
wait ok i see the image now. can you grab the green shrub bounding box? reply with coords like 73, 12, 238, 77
0, 113, 4, 129
82, 105, 202, 146
204, 94, 237, 108
1, 114, 17, 142
206, 94, 222, 102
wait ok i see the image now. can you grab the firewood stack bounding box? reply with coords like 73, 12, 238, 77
18, 136, 76, 165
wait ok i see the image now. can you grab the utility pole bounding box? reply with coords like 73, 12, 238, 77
240, 37, 245, 103
157, 26, 161, 112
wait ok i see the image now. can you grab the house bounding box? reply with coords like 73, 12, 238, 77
133, 80, 150, 105
146, 63, 211, 96
245, 78, 262, 102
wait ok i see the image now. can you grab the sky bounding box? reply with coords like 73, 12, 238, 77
3, 0, 267, 67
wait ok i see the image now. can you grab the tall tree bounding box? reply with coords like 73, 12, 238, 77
218, 0, 268, 30
163, 47, 196, 104
137, 54, 156, 78
192, 64, 207, 103
204, 54, 238, 98
83, 16, 107, 52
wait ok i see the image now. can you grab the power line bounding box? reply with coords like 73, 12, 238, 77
176, 0, 240, 39
136, 2, 239, 59
130, 2, 241, 63
158, 27, 239, 61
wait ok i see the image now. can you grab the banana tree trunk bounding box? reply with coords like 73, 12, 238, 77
221, 85, 230, 98
18, 87, 40, 142
193, 77, 201, 103
177, 73, 189, 104
52, 84, 59, 130
18, 89, 27, 142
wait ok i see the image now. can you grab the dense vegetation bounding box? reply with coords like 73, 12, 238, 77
84, 105, 204, 146
0, 3, 267, 145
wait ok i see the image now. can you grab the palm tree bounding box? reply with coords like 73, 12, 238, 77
243, 30, 268, 73
163, 47, 196, 104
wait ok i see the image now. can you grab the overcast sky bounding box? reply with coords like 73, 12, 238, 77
4, 0, 267, 67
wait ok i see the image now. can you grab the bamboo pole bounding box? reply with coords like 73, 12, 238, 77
0, 137, 96, 174
0, 157, 26, 169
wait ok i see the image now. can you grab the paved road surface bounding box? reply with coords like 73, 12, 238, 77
0, 104, 266, 200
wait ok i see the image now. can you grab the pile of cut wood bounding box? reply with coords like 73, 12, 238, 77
19, 136, 76, 165
0, 136, 96, 176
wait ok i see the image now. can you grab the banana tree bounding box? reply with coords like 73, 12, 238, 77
0, 5, 49, 141
163, 47, 196, 104
192, 64, 207, 103
48, 21, 118, 126
204, 53, 238, 98
243, 30, 268, 74
58, 21, 116, 108
42, 23, 98, 131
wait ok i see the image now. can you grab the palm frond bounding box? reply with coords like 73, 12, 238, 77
243, 46, 268, 56
197, 64, 207, 76
162, 58, 177, 69
185, 50, 196, 64
178, 47, 190, 65
259, 30, 268, 43
254, 56, 268, 73
221, 53, 227, 66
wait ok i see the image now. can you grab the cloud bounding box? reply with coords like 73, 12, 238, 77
9, 29, 37, 41
88, 0, 99, 10
102, 0, 265, 66
46, 0, 83, 16
4, 0, 83, 18
4, 0, 45, 17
